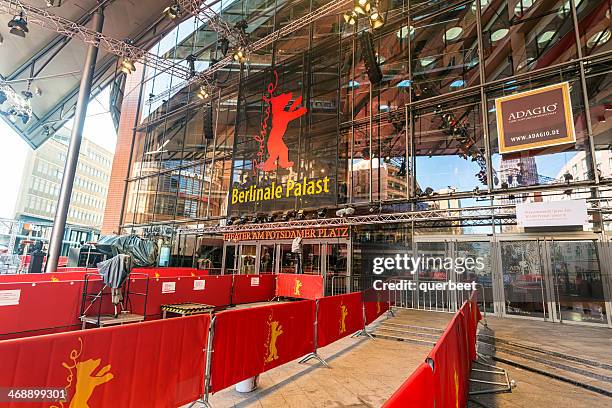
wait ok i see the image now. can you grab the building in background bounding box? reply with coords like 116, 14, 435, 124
12, 130, 113, 255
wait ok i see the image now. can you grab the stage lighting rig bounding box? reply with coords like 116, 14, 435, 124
343, 11, 357, 25
218, 37, 230, 56
233, 47, 248, 64
196, 85, 210, 100
8, 11, 28, 37
163, 3, 181, 20
369, 4, 385, 29
354, 0, 371, 15
120, 58, 136, 75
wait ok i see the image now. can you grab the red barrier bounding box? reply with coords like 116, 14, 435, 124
231, 274, 276, 305
364, 292, 390, 325
132, 267, 208, 277
210, 300, 315, 393
275, 273, 323, 299
0, 281, 84, 340
132, 275, 233, 317
0, 314, 209, 408
0, 268, 209, 284
383, 292, 482, 408
316, 292, 363, 348
383, 363, 435, 407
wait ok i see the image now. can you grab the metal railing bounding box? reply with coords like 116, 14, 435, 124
387, 278, 488, 316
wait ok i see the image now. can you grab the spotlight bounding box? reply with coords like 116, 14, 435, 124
501, 181, 509, 189
186, 54, 196, 77
343, 11, 358, 25
8, 12, 29, 38
218, 37, 230, 56
317, 208, 327, 218
120, 58, 136, 75
335, 207, 355, 217
0, 91, 6, 105
282, 210, 296, 221
196, 85, 209, 100
296, 210, 306, 220
266, 214, 276, 223
163, 4, 180, 20
237, 215, 248, 225
233, 47, 247, 64
369, 7, 385, 29
226, 216, 237, 226
424, 187, 434, 196
20, 113, 29, 124
563, 172, 573, 183
354, 0, 371, 15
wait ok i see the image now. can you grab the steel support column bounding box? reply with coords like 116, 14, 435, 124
46, 8, 105, 272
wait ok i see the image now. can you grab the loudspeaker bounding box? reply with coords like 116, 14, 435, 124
359, 31, 382, 85
203, 106, 214, 140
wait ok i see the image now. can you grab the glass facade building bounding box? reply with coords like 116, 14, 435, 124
115, 0, 612, 326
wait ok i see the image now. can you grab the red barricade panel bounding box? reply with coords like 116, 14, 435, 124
231, 274, 276, 305
383, 363, 435, 408
316, 292, 363, 348
0, 281, 84, 339
275, 273, 323, 299
430, 313, 471, 408
132, 267, 208, 277
133, 275, 233, 317
0, 314, 209, 408
364, 296, 389, 325
210, 300, 315, 393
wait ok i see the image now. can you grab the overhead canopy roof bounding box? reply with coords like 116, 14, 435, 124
0, 0, 179, 149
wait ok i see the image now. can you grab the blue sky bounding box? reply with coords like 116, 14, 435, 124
0, 89, 117, 218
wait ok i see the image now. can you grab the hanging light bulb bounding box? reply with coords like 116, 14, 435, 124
354, 0, 371, 15
343, 11, 358, 25
120, 58, 136, 75
196, 86, 209, 100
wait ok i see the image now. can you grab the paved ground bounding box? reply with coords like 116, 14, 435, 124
198, 318, 430, 408
480, 314, 612, 365
468, 361, 610, 408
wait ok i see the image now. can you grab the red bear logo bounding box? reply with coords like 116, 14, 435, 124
258, 91, 307, 172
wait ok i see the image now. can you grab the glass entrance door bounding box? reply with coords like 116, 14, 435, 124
500, 240, 549, 319
499, 237, 609, 325
549, 240, 607, 324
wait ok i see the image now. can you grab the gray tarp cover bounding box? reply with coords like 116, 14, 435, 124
97, 254, 132, 289
96, 235, 158, 267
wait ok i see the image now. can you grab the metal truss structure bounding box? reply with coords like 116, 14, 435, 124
0, 0, 197, 82
178, 205, 520, 235
147, 0, 353, 105
177, 195, 612, 235
176, 0, 244, 44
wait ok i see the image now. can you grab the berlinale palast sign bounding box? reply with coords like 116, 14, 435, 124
495, 82, 576, 155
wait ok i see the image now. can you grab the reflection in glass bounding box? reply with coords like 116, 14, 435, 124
501, 241, 547, 318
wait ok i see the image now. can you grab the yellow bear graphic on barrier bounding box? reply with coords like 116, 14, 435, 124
53, 338, 114, 408
339, 304, 348, 334
293, 279, 302, 296
69, 359, 114, 408
265, 320, 284, 363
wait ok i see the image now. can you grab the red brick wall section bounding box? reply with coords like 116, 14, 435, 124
101, 66, 143, 234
